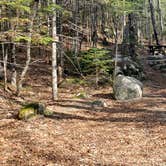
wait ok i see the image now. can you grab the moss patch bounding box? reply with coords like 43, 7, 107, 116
18, 107, 37, 120
18, 103, 45, 120
43, 109, 53, 116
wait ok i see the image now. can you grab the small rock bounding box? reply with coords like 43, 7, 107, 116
91, 100, 107, 108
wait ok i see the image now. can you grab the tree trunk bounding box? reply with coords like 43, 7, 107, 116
122, 0, 126, 42
11, 44, 17, 87
17, 1, 38, 95
56, 0, 64, 82
114, 21, 119, 82
52, 0, 58, 100
148, 0, 160, 45
128, 13, 138, 58
156, 0, 163, 40
2, 43, 8, 91
91, 1, 98, 47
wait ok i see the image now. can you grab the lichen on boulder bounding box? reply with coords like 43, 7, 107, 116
18, 103, 46, 120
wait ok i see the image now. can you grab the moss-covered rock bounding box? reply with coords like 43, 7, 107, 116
43, 109, 54, 116
18, 103, 45, 120
18, 107, 37, 120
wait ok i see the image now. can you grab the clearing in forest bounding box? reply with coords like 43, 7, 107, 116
0, 58, 166, 165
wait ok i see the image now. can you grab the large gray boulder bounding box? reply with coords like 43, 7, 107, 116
113, 75, 143, 101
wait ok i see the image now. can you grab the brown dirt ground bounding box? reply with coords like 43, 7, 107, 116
0, 58, 166, 166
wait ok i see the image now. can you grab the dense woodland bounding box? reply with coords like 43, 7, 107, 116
0, 0, 166, 97
0, 0, 166, 165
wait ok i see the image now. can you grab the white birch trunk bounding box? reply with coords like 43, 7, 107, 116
52, 0, 58, 100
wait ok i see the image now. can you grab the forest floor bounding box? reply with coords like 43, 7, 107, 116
0, 53, 166, 165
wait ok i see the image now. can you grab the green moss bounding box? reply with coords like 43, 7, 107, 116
0, 82, 4, 88
23, 86, 32, 91
66, 78, 86, 85
43, 109, 53, 116
18, 107, 37, 120
18, 103, 45, 120
75, 92, 87, 99
60, 78, 88, 88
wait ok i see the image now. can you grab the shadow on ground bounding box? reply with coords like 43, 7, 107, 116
45, 99, 166, 128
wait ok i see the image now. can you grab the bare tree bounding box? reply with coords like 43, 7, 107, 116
17, 1, 38, 95
156, 0, 163, 39
52, 0, 58, 100
148, 0, 160, 45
